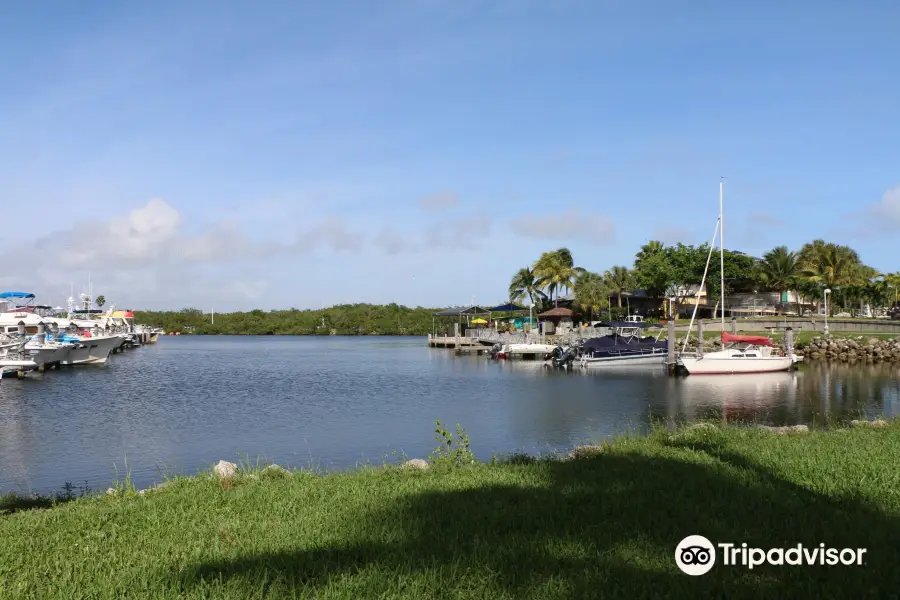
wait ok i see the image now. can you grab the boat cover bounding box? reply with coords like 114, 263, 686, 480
721, 332, 775, 347
583, 335, 666, 350
0, 292, 35, 299
598, 321, 664, 329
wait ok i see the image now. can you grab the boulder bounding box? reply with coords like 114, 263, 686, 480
568, 445, 605, 459
686, 422, 717, 431
850, 419, 889, 428
213, 460, 237, 479
402, 458, 430, 470
758, 424, 809, 435
263, 464, 288, 475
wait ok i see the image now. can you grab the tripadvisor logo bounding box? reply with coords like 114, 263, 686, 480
675, 535, 867, 576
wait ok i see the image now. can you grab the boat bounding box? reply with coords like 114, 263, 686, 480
575, 321, 668, 367
0, 293, 119, 366
679, 332, 793, 374
493, 342, 559, 359
678, 181, 793, 375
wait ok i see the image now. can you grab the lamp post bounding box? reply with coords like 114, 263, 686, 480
824, 288, 832, 336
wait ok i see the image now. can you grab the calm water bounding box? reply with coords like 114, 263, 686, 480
1, 336, 899, 495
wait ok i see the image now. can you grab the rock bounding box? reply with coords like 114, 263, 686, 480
686, 422, 717, 431
213, 460, 237, 479
850, 419, 889, 428
568, 445, 605, 459
758, 424, 809, 434
263, 464, 288, 475
401, 458, 430, 470
106, 487, 117, 496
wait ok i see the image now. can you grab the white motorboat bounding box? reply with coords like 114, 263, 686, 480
23, 336, 74, 367
497, 343, 559, 358
677, 181, 793, 376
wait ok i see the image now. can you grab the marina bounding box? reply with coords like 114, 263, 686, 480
2, 334, 899, 497
0, 291, 162, 380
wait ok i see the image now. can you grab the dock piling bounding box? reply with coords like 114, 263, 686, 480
667, 320, 676, 373
697, 320, 704, 358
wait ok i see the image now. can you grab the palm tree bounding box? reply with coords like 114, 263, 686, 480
634, 240, 664, 266
533, 248, 578, 306
798, 242, 865, 315
95, 295, 106, 309
508, 268, 539, 306
756, 246, 798, 314
884, 272, 900, 306
573, 271, 609, 321
603, 266, 633, 308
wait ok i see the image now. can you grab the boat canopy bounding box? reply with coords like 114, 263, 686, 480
598, 321, 664, 329
721, 332, 775, 347
0, 292, 35, 299
111, 310, 135, 318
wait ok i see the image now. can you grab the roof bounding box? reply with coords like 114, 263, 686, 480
537, 307, 577, 317
0, 291, 35, 299
432, 305, 492, 317
488, 303, 527, 312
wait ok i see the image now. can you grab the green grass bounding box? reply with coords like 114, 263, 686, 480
3, 424, 900, 598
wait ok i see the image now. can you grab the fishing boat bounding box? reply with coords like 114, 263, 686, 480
678, 181, 793, 375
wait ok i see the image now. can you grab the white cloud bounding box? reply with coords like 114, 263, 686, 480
866, 185, 900, 229
374, 229, 414, 254
427, 215, 491, 250
509, 207, 615, 244
417, 191, 459, 211
28, 199, 365, 270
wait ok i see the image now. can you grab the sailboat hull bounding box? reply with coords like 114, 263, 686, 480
679, 356, 793, 375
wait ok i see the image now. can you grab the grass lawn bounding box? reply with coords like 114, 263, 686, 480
3, 424, 900, 599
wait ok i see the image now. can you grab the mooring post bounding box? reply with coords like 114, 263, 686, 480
454, 322, 460, 349
697, 320, 704, 358
667, 319, 676, 373
731, 317, 737, 335
785, 327, 794, 364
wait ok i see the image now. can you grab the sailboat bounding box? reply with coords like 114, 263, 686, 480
678, 181, 793, 375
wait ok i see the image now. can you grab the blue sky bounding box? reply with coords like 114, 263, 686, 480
2, 0, 898, 310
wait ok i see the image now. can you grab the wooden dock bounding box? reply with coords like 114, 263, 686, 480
427, 335, 485, 349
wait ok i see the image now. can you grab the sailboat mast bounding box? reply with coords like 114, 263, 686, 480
719, 179, 725, 329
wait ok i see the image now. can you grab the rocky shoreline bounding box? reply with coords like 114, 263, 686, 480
795, 336, 900, 363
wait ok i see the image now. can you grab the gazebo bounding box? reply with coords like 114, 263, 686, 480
431, 305, 492, 336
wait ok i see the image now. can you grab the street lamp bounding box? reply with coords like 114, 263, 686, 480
824, 288, 832, 336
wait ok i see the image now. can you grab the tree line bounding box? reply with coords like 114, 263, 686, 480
133, 304, 441, 336
509, 240, 900, 319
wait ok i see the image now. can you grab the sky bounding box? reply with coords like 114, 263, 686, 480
1, 0, 899, 311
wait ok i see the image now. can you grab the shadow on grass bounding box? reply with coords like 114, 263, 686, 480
171, 442, 900, 598
1, 481, 91, 516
